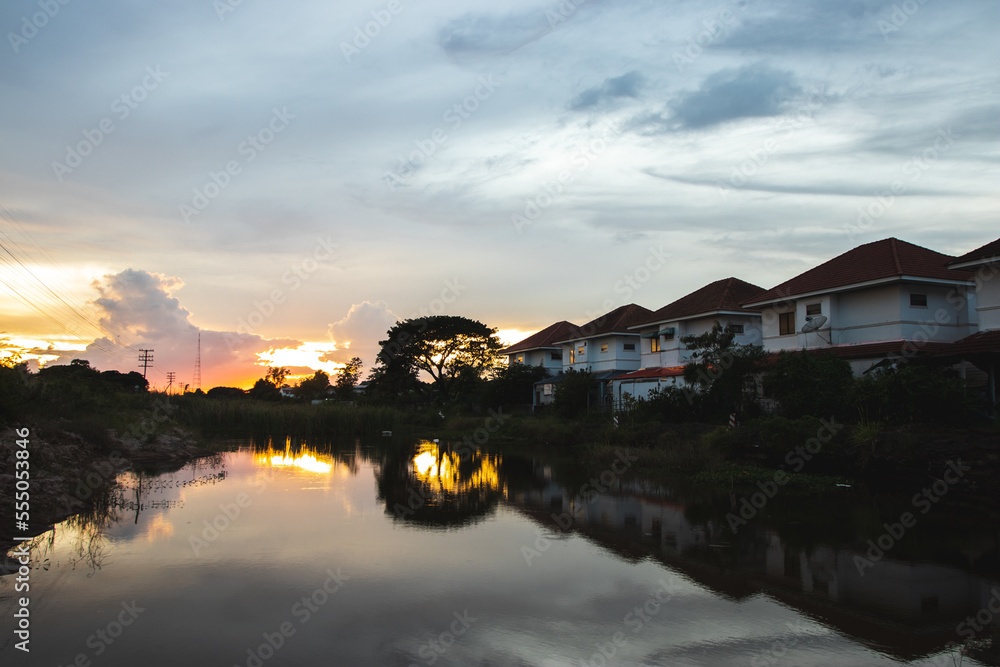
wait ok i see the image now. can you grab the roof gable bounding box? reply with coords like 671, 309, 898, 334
744, 238, 974, 306
501, 320, 577, 354
633, 277, 764, 327
561, 304, 654, 342
949, 238, 1000, 268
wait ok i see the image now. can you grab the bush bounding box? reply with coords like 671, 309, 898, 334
763, 351, 854, 420
853, 362, 972, 424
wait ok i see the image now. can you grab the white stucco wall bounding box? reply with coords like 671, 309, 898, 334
562, 335, 642, 373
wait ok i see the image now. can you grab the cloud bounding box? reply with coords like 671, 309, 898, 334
569, 71, 644, 111
49, 269, 301, 389
671, 63, 803, 130
437, 11, 553, 59
326, 301, 400, 375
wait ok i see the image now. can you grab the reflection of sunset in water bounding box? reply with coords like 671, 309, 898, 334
253, 441, 342, 475
411, 440, 504, 496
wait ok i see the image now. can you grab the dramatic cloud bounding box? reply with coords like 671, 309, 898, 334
326, 301, 400, 377
671, 64, 803, 130
50, 269, 301, 389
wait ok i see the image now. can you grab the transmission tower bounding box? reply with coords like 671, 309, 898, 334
138, 349, 154, 379
193, 333, 202, 390
166, 371, 176, 393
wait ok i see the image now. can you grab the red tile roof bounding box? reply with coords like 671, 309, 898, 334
632, 277, 764, 327
559, 303, 654, 342
501, 320, 577, 354
743, 238, 975, 307
949, 238, 1000, 268
616, 366, 686, 380
948, 330, 1000, 356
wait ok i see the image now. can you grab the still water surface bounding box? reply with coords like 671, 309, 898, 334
2, 437, 998, 666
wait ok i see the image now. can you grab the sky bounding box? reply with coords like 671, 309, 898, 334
0, 0, 997, 389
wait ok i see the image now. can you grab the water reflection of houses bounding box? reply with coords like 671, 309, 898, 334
507, 468, 1000, 661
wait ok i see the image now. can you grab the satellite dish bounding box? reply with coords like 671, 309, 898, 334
801, 315, 828, 333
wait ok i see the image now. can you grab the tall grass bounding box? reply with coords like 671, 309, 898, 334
174, 396, 404, 439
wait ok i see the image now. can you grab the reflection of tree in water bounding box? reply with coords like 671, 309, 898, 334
375, 440, 506, 529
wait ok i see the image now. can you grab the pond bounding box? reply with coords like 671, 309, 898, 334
2, 437, 999, 666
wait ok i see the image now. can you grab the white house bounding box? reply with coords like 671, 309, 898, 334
556, 304, 653, 374
949, 237, 1000, 331
949, 237, 1000, 411
742, 238, 978, 375
609, 277, 764, 405
630, 277, 765, 368
500, 320, 576, 372
538, 304, 654, 410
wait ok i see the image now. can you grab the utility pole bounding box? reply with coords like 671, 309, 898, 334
166, 371, 176, 393
138, 349, 154, 379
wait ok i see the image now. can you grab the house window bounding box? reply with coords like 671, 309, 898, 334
516, 355, 524, 364
650, 337, 661, 353
910, 293, 928, 308
577, 346, 585, 355
727, 324, 744, 334
600, 344, 608, 353
543, 384, 552, 396
779, 311, 795, 336
569, 349, 575, 364
550, 352, 561, 361
806, 303, 822, 316
662, 328, 675, 340
623, 343, 635, 351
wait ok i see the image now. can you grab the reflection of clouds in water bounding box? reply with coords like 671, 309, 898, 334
144, 513, 174, 543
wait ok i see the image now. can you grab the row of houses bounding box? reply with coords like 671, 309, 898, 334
500, 237, 1000, 411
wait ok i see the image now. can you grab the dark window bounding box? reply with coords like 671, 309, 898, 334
623, 343, 635, 351
911, 293, 928, 307
550, 352, 561, 361
727, 324, 744, 334
806, 303, 822, 316
662, 328, 675, 340
779, 311, 795, 336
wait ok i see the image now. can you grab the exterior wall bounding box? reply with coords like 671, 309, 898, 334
508, 348, 563, 374
976, 273, 1000, 331
562, 334, 642, 373
637, 314, 763, 368
760, 283, 976, 354
612, 375, 687, 407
